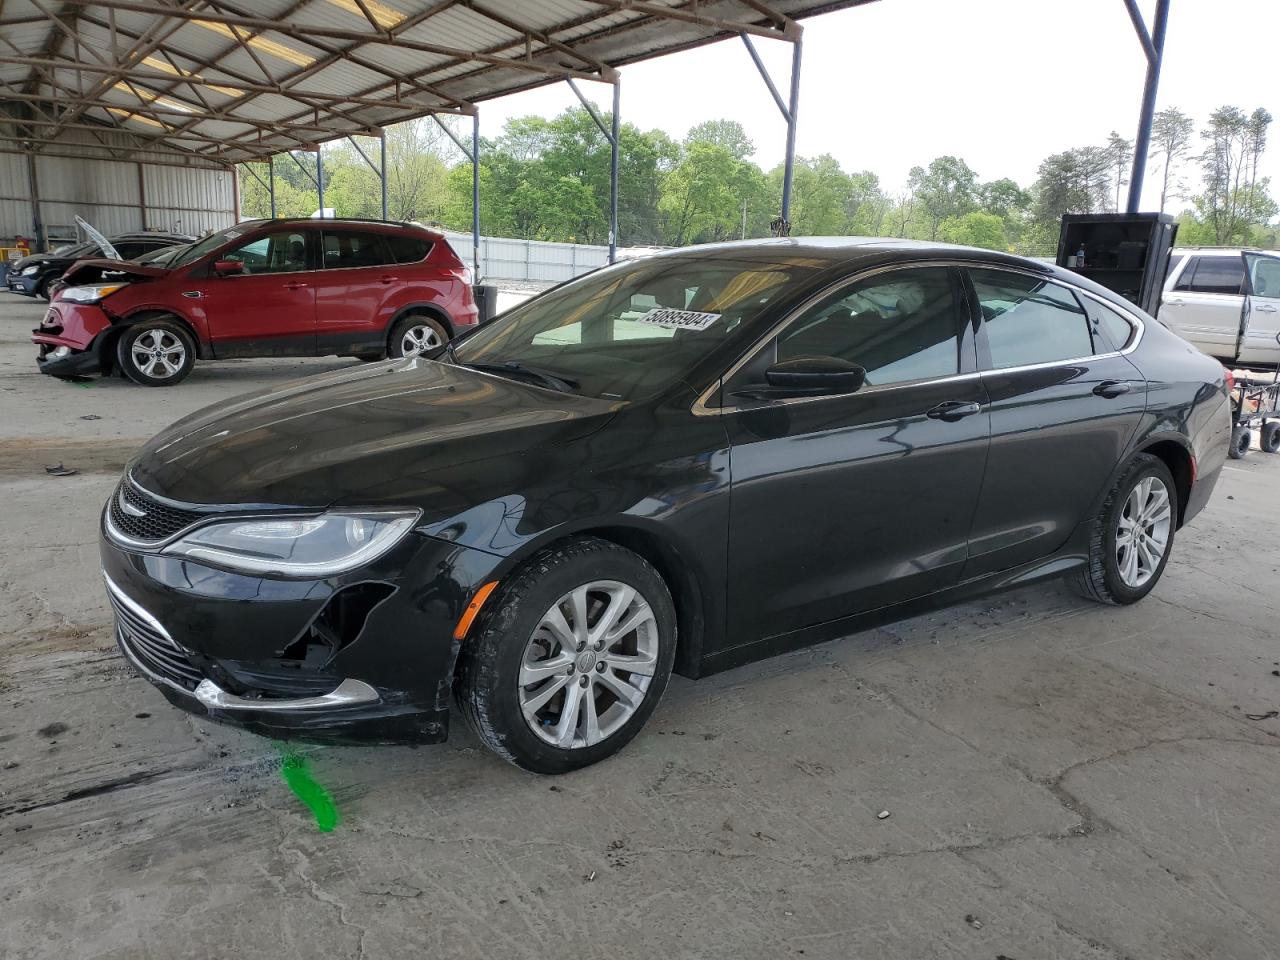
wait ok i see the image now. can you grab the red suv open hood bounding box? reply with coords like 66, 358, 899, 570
61, 258, 169, 285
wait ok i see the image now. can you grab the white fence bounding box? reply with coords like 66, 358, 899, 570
442, 230, 611, 283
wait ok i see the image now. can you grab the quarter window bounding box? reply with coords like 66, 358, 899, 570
971, 269, 1093, 369
222, 230, 310, 274
384, 233, 433, 264
1176, 256, 1245, 295
1085, 298, 1136, 351
775, 267, 961, 387
322, 231, 392, 269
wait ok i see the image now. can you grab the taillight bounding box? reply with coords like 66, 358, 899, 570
1223, 367, 1235, 393
457, 267, 474, 286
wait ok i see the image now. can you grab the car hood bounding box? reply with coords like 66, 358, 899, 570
129, 358, 621, 509
62, 258, 169, 285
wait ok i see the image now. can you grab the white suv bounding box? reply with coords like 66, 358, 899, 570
1159, 249, 1280, 367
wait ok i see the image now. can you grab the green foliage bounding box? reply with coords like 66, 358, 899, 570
908, 156, 979, 240
938, 211, 1009, 251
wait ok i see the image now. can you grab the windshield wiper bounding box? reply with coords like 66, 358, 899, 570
458, 359, 579, 393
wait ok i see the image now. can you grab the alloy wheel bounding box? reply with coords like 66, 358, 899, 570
518, 580, 659, 749
400, 323, 441, 357
131, 329, 186, 379
1115, 475, 1172, 588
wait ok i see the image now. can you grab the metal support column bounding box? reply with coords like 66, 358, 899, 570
609, 78, 620, 262
316, 147, 325, 218
567, 76, 621, 262
1124, 0, 1171, 213
472, 111, 481, 276
268, 156, 277, 218
742, 30, 803, 236
380, 130, 389, 221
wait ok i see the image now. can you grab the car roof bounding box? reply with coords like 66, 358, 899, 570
240, 217, 438, 234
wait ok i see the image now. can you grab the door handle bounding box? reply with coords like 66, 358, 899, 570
284, 280, 308, 290
1164, 297, 1184, 305
379, 275, 399, 284
1093, 380, 1132, 398
926, 400, 982, 421
1256, 303, 1278, 313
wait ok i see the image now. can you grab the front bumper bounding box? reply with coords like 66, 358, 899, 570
7, 272, 39, 296
33, 302, 112, 376
100, 506, 503, 745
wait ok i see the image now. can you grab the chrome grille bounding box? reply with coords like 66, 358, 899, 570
106, 582, 203, 690
108, 480, 205, 544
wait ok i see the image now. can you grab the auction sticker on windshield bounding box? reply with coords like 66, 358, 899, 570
635, 308, 720, 331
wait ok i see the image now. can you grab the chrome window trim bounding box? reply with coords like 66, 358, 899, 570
691, 259, 1147, 417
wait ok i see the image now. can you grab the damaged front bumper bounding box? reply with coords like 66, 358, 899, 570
99, 502, 503, 745
32, 302, 112, 377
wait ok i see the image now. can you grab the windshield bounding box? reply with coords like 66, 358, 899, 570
452, 254, 822, 401
136, 244, 188, 265
49, 241, 97, 259
168, 225, 254, 268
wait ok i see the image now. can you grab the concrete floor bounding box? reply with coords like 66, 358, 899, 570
1, 292, 1279, 960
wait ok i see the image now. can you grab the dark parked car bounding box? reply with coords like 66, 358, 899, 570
7, 232, 193, 300
100, 239, 1230, 773
33, 218, 478, 385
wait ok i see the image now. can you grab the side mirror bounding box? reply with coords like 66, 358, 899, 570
761, 356, 866, 397
213, 259, 244, 277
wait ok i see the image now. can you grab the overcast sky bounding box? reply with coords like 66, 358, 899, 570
476, 0, 1278, 211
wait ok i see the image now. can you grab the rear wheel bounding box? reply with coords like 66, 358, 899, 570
455, 538, 676, 774
1071, 453, 1177, 605
1229, 426, 1251, 460
1260, 421, 1280, 454
388, 314, 448, 358
116, 319, 196, 387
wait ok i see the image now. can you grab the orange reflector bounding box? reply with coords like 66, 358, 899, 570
453, 581, 499, 640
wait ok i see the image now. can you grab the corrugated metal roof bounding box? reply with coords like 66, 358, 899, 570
0, 0, 876, 164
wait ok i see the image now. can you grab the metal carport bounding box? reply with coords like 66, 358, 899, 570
1, 0, 1170, 264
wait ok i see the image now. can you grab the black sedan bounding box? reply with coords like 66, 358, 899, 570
100, 239, 1230, 773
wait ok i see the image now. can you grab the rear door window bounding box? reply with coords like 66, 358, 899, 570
971, 268, 1094, 369
322, 231, 393, 270
1084, 298, 1137, 352
1177, 256, 1245, 295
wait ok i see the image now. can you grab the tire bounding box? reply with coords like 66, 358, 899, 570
1071, 453, 1178, 605
1260, 422, 1280, 454
36, 276, 53, 301
1228, 426, 1251, 460
388, 314, 448, 359
116, 319, 196, 387
455, 537, 677, 774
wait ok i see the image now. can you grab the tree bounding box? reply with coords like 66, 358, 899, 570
908, 156, 978, 240
938, 211, 1009, 251
1105, 131, 1132, 211
1150, 107, 1195, 213
660, 141, 767, 245
684, 119, 754, 161
1029, 146, 1111, 248
1197, 105, 1274, 243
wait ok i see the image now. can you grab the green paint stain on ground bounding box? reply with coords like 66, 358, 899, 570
279, 747, 341, 833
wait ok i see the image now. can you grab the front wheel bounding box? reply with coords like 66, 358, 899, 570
116, 319, 196, 386
455, 538, 677, 774
1071, 453, 1177, 605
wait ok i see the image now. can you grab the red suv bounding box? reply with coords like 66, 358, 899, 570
32, 218, 478, 386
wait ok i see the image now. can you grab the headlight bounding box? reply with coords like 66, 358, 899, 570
163, 510, 420, 577
60, 283, 129, 304
21, 264, 39, 276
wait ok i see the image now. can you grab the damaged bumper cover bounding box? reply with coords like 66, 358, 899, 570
99, 503, 503, 745
32, 302, 113, 376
